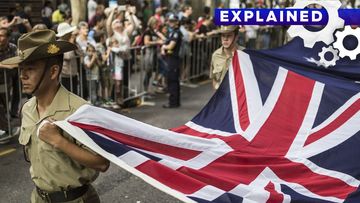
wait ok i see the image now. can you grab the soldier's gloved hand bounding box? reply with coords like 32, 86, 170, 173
38, 118, 64, 148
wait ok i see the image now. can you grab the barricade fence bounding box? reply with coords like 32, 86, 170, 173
0, 35, 221, 137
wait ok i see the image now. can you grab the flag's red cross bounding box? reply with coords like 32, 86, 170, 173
69, 51, 360, 202
172, 52, 360, 202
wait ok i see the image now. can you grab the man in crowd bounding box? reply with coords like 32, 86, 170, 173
0, 27, 20, 143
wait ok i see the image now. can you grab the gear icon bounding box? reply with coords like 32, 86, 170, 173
287, 0, 344, 48
318, 45, 339, 68
333, 26, 360, 60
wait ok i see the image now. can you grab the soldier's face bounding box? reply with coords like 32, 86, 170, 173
19, 60, 47, 94
221, 32, 235, 49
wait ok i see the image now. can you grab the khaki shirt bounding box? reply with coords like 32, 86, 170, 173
19, 86, 98, 192
209, 46, 244, 89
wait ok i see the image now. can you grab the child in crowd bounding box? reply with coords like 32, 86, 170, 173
84, 42, 100, 104
93, 31, 114, 108
109, 35, 129, 108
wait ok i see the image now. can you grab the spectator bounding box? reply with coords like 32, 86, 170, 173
154, 7, 164, 29
84, 43, 100, 104
109, 34, 129, 108
52, 4, 68, 25
89, 4, 105, 28
245, 25, 259, 49
88, 0, 98, 21
88, 15, 106, 41
76, 22, 95, 54
41, 1, 53, 28
76, 21, 94, 99
180, 5, 193, 25
0, 27, 20, 143
143, 17, 165, 93
93, 31, 113, 108
142, 1, 153, 27
57, 22, 79, 95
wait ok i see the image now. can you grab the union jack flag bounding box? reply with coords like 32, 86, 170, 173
55, 38, 360, 203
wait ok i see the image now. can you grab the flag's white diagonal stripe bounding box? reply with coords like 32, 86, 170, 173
229, 54, 244, 134
66, 105, 227, 151
310, 93, 360, 134
242, 67, 288, 141
238, 51, 263, 124
301, 111, 360, 159
185, 121, 235, 137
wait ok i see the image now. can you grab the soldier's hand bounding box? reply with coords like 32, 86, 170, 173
38, 119, 63, 148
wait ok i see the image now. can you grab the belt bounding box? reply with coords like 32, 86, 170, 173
36, 185, 89, 203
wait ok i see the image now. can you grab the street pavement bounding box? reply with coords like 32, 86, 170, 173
0, 81, 214, 203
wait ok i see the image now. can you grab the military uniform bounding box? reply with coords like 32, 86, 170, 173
1, 30, 106, 203
210, 47, 234, 90
20, 86, 100, 202
210, 25, 244, 90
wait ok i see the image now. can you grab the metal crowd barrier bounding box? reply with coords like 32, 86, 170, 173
181, 34, 221, 83
0, 35, 223, 140
0, 68, 20, 140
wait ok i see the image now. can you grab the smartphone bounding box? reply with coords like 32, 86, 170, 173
118, 5, 126, 11
109, 0, 118, 9
16, 18, 24, 24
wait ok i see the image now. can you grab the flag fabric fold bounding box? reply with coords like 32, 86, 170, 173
54, 39, 360, 202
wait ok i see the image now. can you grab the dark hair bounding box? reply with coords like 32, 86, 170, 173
93, 31, 105, 43
0, 27, 11, 37
182, 5, 192, 12
203, 6, 210, 15
46, 54, 64, 79
94, 15, 105, 25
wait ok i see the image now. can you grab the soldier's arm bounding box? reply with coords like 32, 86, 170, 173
38, 122, 110, 172
56, 137, 110, 172
209, 54, 217, 89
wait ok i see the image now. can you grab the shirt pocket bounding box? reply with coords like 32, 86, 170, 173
213, 63, 225, 81
19, 125, 35, 145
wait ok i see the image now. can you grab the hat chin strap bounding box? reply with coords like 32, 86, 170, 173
30, 60, 50, 95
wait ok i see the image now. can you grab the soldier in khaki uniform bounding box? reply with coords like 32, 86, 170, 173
1, 30, 109, 203
210, 25, 243, 90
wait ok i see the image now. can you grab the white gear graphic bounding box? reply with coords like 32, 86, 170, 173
333, 26, 360, 60
318, 46, 339, 68
287, 0, 344, 48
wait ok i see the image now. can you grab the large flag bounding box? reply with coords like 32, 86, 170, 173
54, 37, 360, 203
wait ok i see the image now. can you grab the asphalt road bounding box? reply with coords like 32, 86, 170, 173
0, 81, 214, 203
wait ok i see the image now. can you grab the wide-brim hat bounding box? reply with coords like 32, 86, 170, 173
1, 29, 77, 65
56, 22, 77, 37
217, 25, 239, 34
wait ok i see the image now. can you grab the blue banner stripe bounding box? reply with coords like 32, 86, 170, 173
84, 130, 162, 161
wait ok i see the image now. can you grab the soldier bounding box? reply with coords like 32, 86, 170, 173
210, 25, 243, 90
1, 30, 109, 203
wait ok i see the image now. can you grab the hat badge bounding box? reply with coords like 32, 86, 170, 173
18, 49, 25, 59
47, 44, 60, 54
